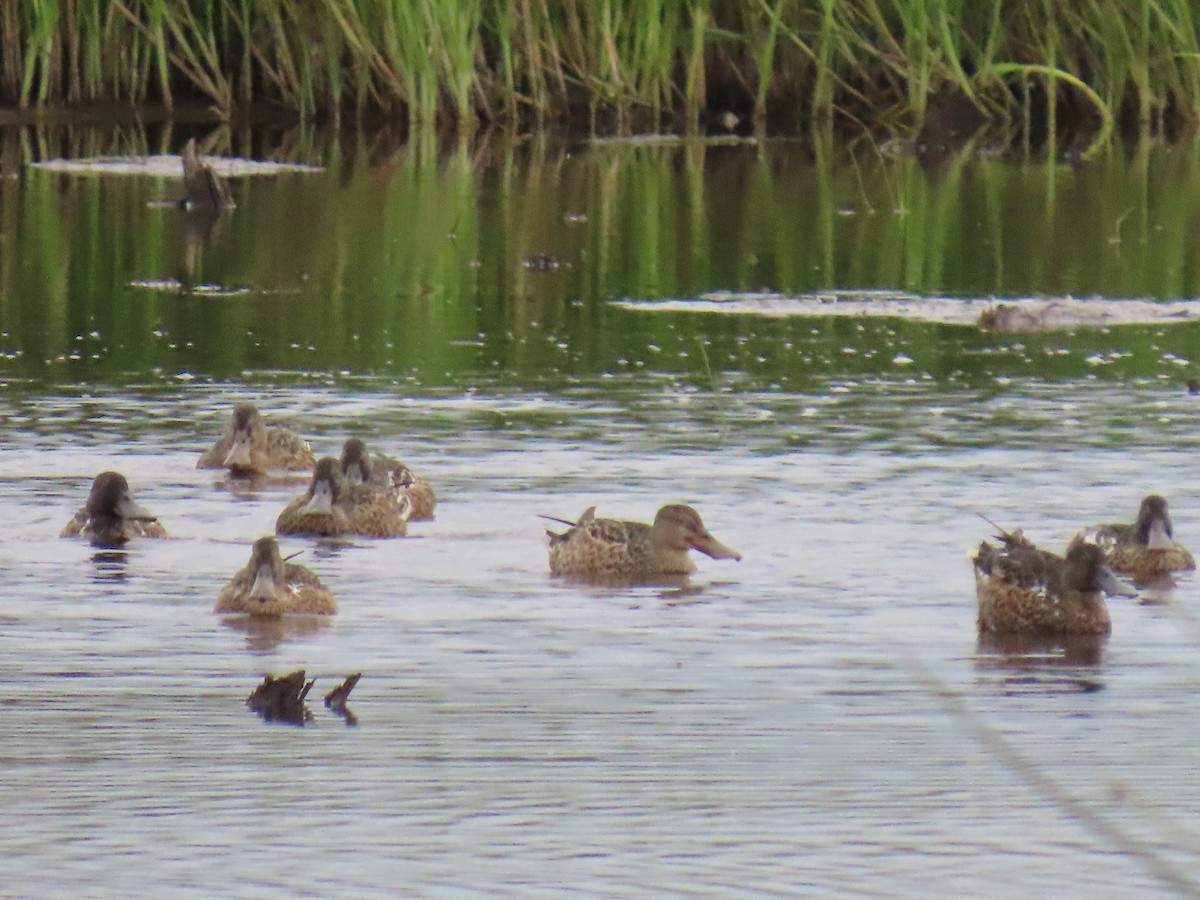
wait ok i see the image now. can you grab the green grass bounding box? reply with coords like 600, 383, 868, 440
6, 1, 1200, 137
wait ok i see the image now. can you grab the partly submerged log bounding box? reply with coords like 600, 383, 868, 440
324, 673, 362, 725
247, 671, 364, 724
323, 673, 361, 712
247, 670, 315, 724
181, 138, 235, 211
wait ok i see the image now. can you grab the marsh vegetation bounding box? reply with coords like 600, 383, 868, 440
4, 1, 1200, 139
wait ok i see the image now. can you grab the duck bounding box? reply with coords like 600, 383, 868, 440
215, 536, 336, 616
975, 300, 1113, 333
1083, 494, 1195, 581
60, 471, 167, 547
545, 504, 741, 580
971, 528, 1135, 635
976, 302, 1059, 333
197, 403, 316, 475
180, 138, 235, 211
340, 437, 436, 520
276, 457, 410, 538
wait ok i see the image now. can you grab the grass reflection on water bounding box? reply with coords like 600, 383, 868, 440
4, 128, 1200, 389
2, 128, 1200, 893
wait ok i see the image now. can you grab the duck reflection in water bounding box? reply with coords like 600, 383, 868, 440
564, 575, 708, 605
975, 630, 1108, 671
214, 469, 310, 497
219, 614, 333, 653
180, 207, 227, 288
1133, 572, 1179, 603
89, 550, 129, 585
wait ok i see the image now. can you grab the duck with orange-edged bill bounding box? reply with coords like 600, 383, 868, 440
545, 504, 741, 581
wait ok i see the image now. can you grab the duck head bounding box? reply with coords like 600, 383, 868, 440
223, 404, 266, 470
1064, 541, 1136, 597
1135, 494, 1175, 549
86, 471, 157, 522
652, 504, 742, 561
340, 438, 372, 485
246, 536, 287, 610
303, 458, 343, 515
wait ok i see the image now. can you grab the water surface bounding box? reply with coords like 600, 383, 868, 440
2, 128, 1200, 895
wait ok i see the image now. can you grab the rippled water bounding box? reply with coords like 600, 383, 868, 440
3, 129, 1200, 895
2, 377, 1199, 896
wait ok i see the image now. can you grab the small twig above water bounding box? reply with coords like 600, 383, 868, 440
697, 338, 729, 447
1109, 206, 1135, 250
537, 513, 579, 528
324, 674, 362, 726
324, 673, 361, 708
975, 511, 1015, 542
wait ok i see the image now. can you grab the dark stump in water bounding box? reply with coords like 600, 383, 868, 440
324, 673, 362, 725
247, 670, 315, 725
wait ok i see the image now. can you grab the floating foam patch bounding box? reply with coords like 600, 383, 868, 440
128, 279, 252, 297
589, 134, 759, 147
614, 290, 1200, 330
32, 155, 323, 177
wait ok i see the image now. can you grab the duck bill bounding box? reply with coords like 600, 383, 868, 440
690, 531, 742, 561
1146, 518, 1174, 550
1096, 565, 1137, 599
344, 466, 364, 486
224, 434, 254, 470
303, 480, 335, 515
248, 564, 279, 603
116, 495, 157, 522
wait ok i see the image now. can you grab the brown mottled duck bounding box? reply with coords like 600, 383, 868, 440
546, 504, 741, 581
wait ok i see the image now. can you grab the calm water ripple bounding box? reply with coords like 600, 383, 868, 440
0, 376, 1198, 896
5, 130, 1200, 895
